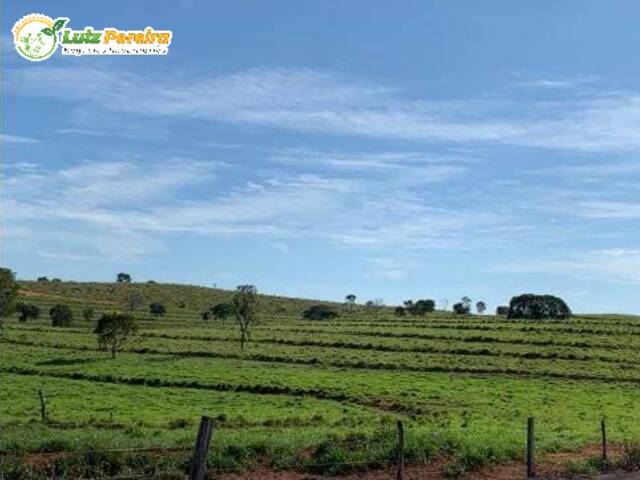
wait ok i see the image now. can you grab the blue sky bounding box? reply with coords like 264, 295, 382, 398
3, 1, 640, 313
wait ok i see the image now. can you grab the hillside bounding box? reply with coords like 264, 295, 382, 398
3, 281, 640, 478
16, 280, 350, 319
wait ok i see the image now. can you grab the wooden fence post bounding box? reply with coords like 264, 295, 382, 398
38, 390, 47, 423
601, 418, 607, 470
527, 417, 535, 479
396, 420, 404, 480
189, 416, 214, 480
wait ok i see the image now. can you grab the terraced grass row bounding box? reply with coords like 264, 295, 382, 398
7, 325, 640, 367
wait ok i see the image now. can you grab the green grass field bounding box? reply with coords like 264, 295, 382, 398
3, 281, 640, 478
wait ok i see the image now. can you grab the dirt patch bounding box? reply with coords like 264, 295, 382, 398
18, 289, 118, 306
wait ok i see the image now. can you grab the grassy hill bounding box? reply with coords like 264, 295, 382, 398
3, 281, 640, 478
16, 279, 352, 319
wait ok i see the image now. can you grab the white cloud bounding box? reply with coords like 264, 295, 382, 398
1, 133, 39, 144
11, 65, 640, 152
576, 200, 640, 219
6, 156, 510, 260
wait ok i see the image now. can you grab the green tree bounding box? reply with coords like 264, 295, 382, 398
233, 285, 258, 350
94, 311, 137, 358
0, 268, 19, 319
149, 302, 167, 319
116, 272, 132, 283
476, 301, 487, 315
50, 304, 73, 327
17, 303, 40, 322
507, 294, 571, 320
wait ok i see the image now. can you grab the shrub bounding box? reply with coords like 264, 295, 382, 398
394, 306, 406, 316
302, 305, 339, 321
17, 303, 39, 322
453, 302, 471, 315
50, 304, 73, 327
496, 306, 509, 316
507, 294, 572, 320
203, 303, 234, 321
149, 303, 166, 319
82, 307, 95, 322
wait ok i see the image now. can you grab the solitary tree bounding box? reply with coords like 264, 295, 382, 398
461, 296, 472, 309
476, 301, 487, 315
116, 272, 132, 283
507, 294, 571, 320
50, 304, 73, 327
232, 285, 258, 350
496, 306, 509, 316
82, 307, 95, 322
344, 294, 357, 312
94, 311, 137, 358
0, 268, 19, 319
149, 302, 167, 319
37, 276, 49, 282
17, 303, 40, 322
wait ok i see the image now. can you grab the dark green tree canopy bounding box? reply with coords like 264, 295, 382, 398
116, 272, 132, 283
507, 294, 572, 320
94, 311, 137, 358
302, 304, 339, 320
17, 303, 40, 322
394, 306, 406, 316
0, 268, 19, 318
50, 304, 73, 327
496, 306, 510, 316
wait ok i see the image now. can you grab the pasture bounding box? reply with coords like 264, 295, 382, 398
2, 281, 640, 478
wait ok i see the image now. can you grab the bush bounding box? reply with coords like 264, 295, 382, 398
302, 305, 339, 320
412, 299, 436, 316
394, 306, 406, 316
17, 303, 39, 322
496, 306, 509, 316
203, 302, 234, 321
453, 302, 471, 315
50, 304, 73, 327
507, 294, 572, 320
149, 303, 166, 319
82, 307, 95, 322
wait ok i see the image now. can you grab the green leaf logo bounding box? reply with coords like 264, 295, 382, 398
41, 27, 54, 36
52, 18, 67, 32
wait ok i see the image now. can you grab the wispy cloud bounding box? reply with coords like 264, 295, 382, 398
10, 65, 640, 152
6, 155, 509, 261
1, 133, 39, 144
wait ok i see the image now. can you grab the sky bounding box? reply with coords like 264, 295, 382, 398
3, 1, 640, 313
